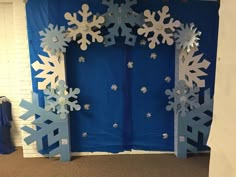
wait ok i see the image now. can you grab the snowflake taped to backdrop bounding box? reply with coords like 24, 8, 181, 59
20, 2, 216, 161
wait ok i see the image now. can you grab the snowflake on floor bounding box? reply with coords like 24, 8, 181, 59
39, 24, 70, 56
19, 92, 70, 161
175, 23, 201, 53
179, 47, 210, 88
102, 0, 143, 46
138, 6, 180, 49
32, 52, 65, 90
64, 4, 105, 51
165, 80, 200, 117
44, 80, 81, 119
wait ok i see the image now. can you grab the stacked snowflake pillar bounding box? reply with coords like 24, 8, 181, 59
167, 28, 213, 157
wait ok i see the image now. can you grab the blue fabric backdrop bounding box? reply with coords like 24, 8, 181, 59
26, 0, 219, 153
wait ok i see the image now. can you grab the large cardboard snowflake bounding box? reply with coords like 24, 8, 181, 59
32, 52, 65, 90
64, 4, 105, 51
39, 24, 70, 56
138, 6, 181, 49
165, 80, 200, 117
20, 92, 70, 161
177, 89, 213, 157
175, 23, 201, 53
44, 80, 81, 119
102, 0, 143, 46
179, 47, 210, 88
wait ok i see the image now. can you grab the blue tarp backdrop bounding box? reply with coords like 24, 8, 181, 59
26, 0, 219, 153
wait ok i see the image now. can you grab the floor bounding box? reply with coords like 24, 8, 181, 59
0, 148, 210, 177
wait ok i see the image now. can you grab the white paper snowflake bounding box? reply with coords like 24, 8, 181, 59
39, 24, 70, 56
141, 87, 148, 94
79, 56, 86, 63
44, 80, 81, 119
140, 39, 147, 46
165, 80, 200, 117
165, 76, 171, 83
162, 133, 169, 139
127, 61, 134, 69
84, 104, 90, 110
64, 4, 105, 51
113, 123, 118, 128
111, 84, 118, 91
150, 53, 157, 60
179, 47, 210, 88
175, 23, 201, 53
82, 132, 88, 138
32, 53, 65, 90
138, 6, 181, 49
146, 112, 152, 118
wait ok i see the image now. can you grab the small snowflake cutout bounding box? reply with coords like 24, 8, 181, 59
140, 39, 147, 46
111, 84, 118, 91
113, 123, 118, 129
165, 76, 171, 83
162, 133, 169, 139
146, 112, 152, 118
82, 132, 88, 138
84, 104, 90, 110
127, 61, 134, 69
79, 56, 86, 63
141, 87, 148, 94
150, 53, 157, 60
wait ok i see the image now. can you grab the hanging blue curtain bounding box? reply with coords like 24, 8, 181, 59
26, 0, 219, 153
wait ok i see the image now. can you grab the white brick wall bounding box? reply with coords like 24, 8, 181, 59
0, 0, 41, 157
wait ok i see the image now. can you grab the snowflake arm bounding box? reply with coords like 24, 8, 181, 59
44, 80, 81, 119
64, 4, 104, 51
32, 53, 65, 90
179, 47, 210, 88
138, 6, 180, 49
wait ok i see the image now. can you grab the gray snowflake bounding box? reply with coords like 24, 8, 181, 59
102, 0, 143, 46
44, 80, 81, 119
39, 24, 70, 55
165, 80, 200, 117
